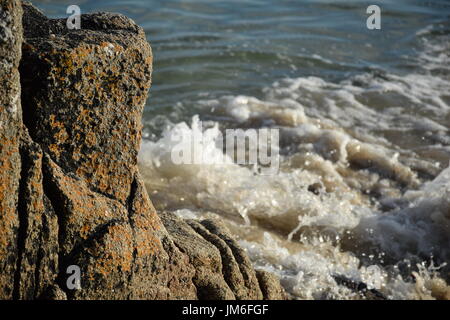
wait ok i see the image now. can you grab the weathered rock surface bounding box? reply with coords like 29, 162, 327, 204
159, 212, 286, 300
255, 270, 287, 300
160, 212, 239, 300
0, 1, 286, 300
14, 135, 59, 299
17, 2, 195, 300
21, 2, 151, 205
0, 0, 22, 299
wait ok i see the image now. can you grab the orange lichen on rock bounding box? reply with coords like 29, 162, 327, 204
21, 29, 152, 203
44, 156, 129, 254
87, 223, 134, 276
0, 0, 22, 299
0, 138, 20, 260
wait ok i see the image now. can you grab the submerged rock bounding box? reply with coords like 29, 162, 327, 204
0, 1, 285, 300
332, 275, 387, 300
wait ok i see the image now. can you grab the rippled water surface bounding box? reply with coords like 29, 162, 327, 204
33, 0, 450, 299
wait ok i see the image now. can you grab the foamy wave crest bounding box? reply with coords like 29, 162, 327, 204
138, 31, 450, 299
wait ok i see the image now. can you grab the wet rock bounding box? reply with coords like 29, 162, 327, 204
255, 270, 287, 300
197, 219, 265, 299
0, 0, 22, 299
160, 212, 286, 300
307, 182, 323, 195
159, 212, 235, 300
332, 274, 387, 300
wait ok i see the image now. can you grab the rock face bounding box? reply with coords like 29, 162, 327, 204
159, 212, 286, 300
0, 0, 22, 299
21, 2, 151, 204
0, 2, 285, 300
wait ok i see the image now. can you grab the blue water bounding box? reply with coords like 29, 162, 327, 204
33, 0, 450, 123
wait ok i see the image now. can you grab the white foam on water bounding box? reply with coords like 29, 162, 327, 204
138, 111, 449, 299
139, 115, 377, 234
355, 166, 450, 263
240, 232, 450, 300
138, 29, 450, 299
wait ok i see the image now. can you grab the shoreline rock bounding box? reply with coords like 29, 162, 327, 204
0, 1, 285, 300
0, 0, 22, 300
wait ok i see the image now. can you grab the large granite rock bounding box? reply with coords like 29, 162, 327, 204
20, 2, 151, 204
0, 1, 286, 300
16, 2, 196, 300
0, 0, 22, 299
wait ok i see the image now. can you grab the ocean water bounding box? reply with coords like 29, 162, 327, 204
34, 0, 450, 299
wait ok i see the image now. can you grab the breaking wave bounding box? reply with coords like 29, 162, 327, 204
138, 25, 450, 299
